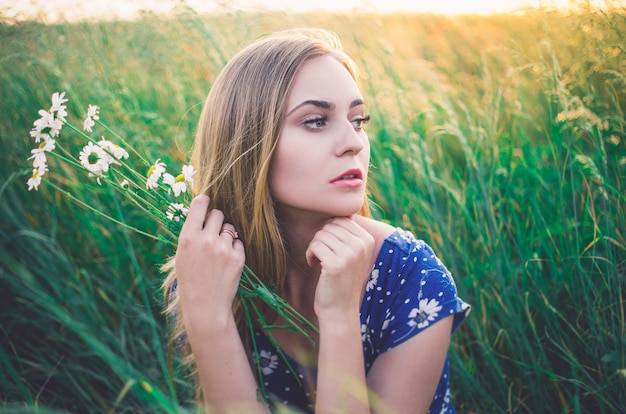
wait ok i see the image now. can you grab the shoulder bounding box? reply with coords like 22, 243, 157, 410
352, 215, 397, 270
353, 215, 441, 275
353, 215, 431, 258
353, 215, 395, 249
359, 225, 470, 354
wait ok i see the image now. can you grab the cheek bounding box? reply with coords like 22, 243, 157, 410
361, 139, 371, 174
268, 141, 299, 196
269, 130, 314, 179
269, 142, 288, 180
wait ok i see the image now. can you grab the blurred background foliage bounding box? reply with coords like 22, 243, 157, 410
1, 2, 624, 413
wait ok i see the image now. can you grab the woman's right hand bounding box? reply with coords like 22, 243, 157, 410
174, 196, 269, 412
174, 195, 245, 331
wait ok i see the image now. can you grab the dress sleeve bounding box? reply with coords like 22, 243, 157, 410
375, 237, 470, 353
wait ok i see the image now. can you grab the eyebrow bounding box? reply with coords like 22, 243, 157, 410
286, 98, 364, 116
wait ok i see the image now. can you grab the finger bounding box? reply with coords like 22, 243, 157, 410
331, 217, 374, 252
305, 237, 337, 267
182, 195, 210, 231
305, 239, 323, 267
318, 221, 351, 244
232, 239, 246, 261
311, 222, 359, 257
220, 223, 239, 242
203, 208, 225, 234
326, 217, 365, 239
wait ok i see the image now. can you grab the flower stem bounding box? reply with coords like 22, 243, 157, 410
43, 180, 174, 246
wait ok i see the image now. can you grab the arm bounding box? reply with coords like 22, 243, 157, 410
316, 309, 369, 413
364, 235, 467, 414
306, 216, 375, 413
175, 195, 269, 413
367, 316, 454, 414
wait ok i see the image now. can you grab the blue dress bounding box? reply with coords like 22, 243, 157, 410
252, 228, 471, 413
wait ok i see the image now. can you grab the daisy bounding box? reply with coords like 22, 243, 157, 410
83, 116, 95, 132
31, 110, 53, 132
162, 172, 175, 189
27, 164, 48, 191
29, 126, 49, 143
28, 138, 56, 169
407, 298, 443, 329
165, 202, 189, 222
79, 142, 110, 183
98, 137, 129, 163
83, 105, 100, 132
49, 92, 68, 122
31, 109, 62, 142
87, 104, 100, 119
164, 164, 195, 197
146, 158, 166, 189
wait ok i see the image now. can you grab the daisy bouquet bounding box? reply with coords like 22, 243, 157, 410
25, 91, 317, 405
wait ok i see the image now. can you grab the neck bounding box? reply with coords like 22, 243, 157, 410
279, 211, 331, 267
275, 211, 332, 306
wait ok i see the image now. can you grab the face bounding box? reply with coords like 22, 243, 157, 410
269, 55, 370, 221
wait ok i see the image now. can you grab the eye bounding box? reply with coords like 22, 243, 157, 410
351, 115, 371, 130
303, 115, 328, 130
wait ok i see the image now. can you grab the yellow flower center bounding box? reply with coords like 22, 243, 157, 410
147, 165, 155, 177
175, 174, 185, 183
38, 141, 47, 149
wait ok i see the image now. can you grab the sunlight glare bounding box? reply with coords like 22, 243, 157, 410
0, 0, 615, 22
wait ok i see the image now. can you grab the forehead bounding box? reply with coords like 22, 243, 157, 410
287, 55, 362, 107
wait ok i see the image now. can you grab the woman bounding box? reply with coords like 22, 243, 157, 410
163, 28, 470, 413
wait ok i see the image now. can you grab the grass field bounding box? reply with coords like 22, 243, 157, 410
1, 3, 625, 413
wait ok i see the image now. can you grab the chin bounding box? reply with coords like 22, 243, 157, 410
331, 203, 364, 217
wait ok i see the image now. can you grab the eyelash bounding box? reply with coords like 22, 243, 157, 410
303, 115, 328, 130
352, 115, 371, 129
302, 115, 371, 131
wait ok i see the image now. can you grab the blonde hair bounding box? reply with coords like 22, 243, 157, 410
162, 28, 370, 401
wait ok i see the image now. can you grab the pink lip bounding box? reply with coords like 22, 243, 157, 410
330, 168, 363, 187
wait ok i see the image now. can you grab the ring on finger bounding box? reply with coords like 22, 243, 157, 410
222, 228, 239, 240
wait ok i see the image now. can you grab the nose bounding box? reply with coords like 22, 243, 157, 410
336, 120, 367, 156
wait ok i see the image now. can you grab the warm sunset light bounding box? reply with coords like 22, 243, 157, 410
0, 0, 616, 21
3, 0, 624, 408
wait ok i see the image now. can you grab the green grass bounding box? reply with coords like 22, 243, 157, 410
1, 3, 625, 413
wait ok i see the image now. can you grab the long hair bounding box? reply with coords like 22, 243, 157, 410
162, 28, 370, 401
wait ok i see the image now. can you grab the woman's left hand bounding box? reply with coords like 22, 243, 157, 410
305, 216, 374, 321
